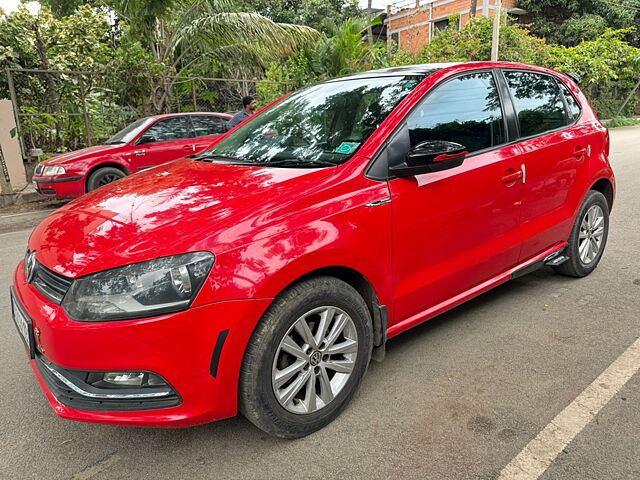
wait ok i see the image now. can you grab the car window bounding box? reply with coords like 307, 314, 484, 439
105, 118, 153, 145
142, 117, 191, 143
192, 115, 226, 137
503, 71, 567, 137
406, 71, 505, 154
556, 81, 581, 121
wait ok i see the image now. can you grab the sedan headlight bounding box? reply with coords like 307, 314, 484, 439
42, 165, 66, 176
62, 252, 215, 322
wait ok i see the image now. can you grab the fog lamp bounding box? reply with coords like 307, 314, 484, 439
87, 371, 167, 388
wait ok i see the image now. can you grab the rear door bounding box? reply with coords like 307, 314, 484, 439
190, 115, 228, 152
500, 70, 593, 261
130, 116, 194, 171
387, 70, 525, 324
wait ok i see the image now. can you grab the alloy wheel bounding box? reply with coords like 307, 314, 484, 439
578, 204, 605, 264
98, 173, 123, 186
271, 306, 358, 414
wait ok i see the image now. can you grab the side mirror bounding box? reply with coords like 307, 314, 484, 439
137, 134, 156, 145
389, 140, 468, 177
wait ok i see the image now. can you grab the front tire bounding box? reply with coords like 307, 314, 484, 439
554, 190, 610, 277
86, 167, 127, 192
239, 276, 373, 438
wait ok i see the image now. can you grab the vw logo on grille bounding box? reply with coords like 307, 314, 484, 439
25, 250, 37, 283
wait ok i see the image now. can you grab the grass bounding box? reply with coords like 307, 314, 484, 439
603, 116, 640, 128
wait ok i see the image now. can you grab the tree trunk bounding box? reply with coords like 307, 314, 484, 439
148, 19, 174, 114
33, 22, 62, 149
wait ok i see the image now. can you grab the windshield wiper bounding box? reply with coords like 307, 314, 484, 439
265, 159, 338, 168
104, 140, 125, 145
191, 153, 252, 164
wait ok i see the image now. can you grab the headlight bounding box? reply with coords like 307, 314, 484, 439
43, 165, 66, 176
62, 252, 215, 322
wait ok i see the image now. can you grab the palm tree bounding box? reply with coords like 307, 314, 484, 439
107, 0, 318, 112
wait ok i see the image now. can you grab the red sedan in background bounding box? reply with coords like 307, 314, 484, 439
32, 112, 232, 198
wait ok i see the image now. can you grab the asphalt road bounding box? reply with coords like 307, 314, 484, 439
1, 127, 639, 480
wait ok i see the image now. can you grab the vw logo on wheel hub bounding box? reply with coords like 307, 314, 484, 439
309, 351, 322, 366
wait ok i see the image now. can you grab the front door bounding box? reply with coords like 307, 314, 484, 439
130, 116, 195, 171
388, 71, 524, 324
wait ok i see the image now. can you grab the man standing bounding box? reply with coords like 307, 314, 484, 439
227, 96, 257, 131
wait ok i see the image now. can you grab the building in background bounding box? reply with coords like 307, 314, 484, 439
385, 0, 526, 54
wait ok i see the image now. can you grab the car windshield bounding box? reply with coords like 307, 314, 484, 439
201, 75, 427, 167
105, 118, 153, 145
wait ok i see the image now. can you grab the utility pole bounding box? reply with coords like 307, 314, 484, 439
367, 0, 374, 46
491, 0, 502, 61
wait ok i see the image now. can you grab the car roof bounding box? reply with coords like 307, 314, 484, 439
326, 63, 462, 82
147, 112, 233, 121
325, 61, 563, 83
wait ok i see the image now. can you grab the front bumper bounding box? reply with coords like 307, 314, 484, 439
13, 261, 272, 427
32, 175, 85, 198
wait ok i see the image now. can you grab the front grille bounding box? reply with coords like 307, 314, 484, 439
31, 261, 73, 304
39, 188, 56, 195
35, 355, 182, 412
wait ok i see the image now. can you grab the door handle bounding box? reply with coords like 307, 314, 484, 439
133, 150, 146, 157
501, 170, 523, 184
573, 145, 590, 158
182, 145, 195, 150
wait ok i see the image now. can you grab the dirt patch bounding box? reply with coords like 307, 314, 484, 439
0, 198, 69, 215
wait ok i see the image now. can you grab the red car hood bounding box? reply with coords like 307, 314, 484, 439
44, 145, 122, 166
29, 158, 333, 278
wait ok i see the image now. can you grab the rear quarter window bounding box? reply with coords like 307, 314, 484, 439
556, 81, 582, 121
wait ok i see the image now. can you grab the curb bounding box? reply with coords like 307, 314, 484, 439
0, 190, 41, 208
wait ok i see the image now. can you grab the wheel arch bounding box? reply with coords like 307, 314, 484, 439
269, 266, 387, 349
590, 177, 614, 212
85, 162, 131, 192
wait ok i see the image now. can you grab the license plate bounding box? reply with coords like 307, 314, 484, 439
11, 290, 35, 359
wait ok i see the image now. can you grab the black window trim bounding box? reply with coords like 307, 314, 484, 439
553, 76, 583, 124
134, 115, 194, 145
365, 68, 513, 181
498, 68, 582, 144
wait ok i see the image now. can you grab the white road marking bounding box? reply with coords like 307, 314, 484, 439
499, 336, 640, 480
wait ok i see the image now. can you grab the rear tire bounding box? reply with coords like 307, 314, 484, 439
86, 167, 127, 192
554, 190, 609, 277
239, 276, 373, 438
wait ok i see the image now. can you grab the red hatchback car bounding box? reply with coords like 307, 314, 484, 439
12, 62, 615, 438
31, 112, 232, 198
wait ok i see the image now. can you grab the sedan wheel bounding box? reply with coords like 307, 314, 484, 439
86, 167, 127, 192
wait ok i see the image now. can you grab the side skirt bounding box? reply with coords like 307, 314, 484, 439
386, 242, 568, 339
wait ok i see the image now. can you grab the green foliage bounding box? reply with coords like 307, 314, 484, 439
516, 0, 639, 47
257, 18, 389, 106
417, 17, 553, 65
605, 116, 640, 127
549, 28, 640, 117
236, 0, 362, 31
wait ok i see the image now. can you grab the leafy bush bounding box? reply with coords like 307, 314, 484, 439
604, 116, 640, 127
